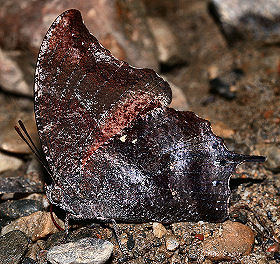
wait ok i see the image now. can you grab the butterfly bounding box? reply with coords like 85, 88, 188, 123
16, 9, 265, 229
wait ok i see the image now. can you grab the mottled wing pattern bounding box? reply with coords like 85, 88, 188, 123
64, 108, 246, 222
34, 9, 171, 183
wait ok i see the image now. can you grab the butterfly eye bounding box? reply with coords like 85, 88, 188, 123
212, 142, 219, 149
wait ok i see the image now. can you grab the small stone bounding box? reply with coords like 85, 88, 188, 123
0, 49, 32, 96
170, 253, 182, 264
147, 17, 181, 65
263, 145, 280, 172
209, 69, 244, 100
0, 151, 23, 173
1, 211, 64, 241
0, 199, 44, 219
211, 121, 235, 139
0, 230, 29, 264
210, 0, 280, 44
153, 222, 167, 238
254, 144, 280, 172
165, 236, 179, 251
168, 81, 189, 111
229, 209, 248, 224
202, 221, 255, 261
126, 233, 135, 250
47, 238, 114, 264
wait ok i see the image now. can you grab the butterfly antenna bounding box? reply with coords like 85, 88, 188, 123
14, 120, 52, 176
18, 120, 42, 156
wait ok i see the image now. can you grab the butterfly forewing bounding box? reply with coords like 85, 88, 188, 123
34, 9, 172, 182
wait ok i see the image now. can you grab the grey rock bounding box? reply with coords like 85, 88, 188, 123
211, 0, 280, 44
263, 145, 280, 172
47, 238, 114, 264
0, 230, 29, 264
0, 199, 44, 220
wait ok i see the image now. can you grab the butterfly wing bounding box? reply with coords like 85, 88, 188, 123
34, 9, 172, 183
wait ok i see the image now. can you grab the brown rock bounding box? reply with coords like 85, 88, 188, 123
168, 81, 189, 111
211, 121, 235, 139
1, 211, 64, 241
25, 240, 46, 261
152, 222, 167, 238
0, 114, 38, 154
143, 0, 227, 66
202, 221, 255, 261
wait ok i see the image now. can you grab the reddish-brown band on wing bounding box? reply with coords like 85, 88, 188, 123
34, 9, 172, 180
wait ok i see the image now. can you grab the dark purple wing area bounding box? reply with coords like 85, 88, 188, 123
34, 9, 171, 182
49, 107, 263, 222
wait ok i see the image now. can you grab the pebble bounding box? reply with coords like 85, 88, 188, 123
262, 145, 280, 172
209, 68, 243, 100
229, 209, 248, 224
1, 211, 64, 241
0, 151, 23, 173
47, 238, 114, 264
211, 121, 235, 139
202, 221, 255, 261
25, 239, 46, 261
147, 17, 181, 66
153, 222, 167, 238
165, 236, 180, 251
0, 199, 43, 220
0, 230, 29, 264
168, 81, 189, 111
0, 49, 32, 96
210, 0, 280, 44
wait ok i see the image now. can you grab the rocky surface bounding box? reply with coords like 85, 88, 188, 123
0, 0, 280, 263
0, 230, 29, 264
0, 0, 159, 95
1, 211, 64, 241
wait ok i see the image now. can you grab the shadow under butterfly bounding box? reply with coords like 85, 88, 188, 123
16, 9, 265, 230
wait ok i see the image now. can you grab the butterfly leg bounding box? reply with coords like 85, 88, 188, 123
96, 217, 128, 255
64, 213, 71, 235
